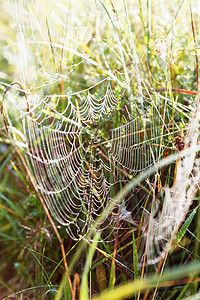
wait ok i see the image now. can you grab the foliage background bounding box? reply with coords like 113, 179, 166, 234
0, 0, 200, 299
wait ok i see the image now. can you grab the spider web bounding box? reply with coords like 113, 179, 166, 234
20, 80, 164, 240
16, 0, 91, 90
4, 0, 196, 257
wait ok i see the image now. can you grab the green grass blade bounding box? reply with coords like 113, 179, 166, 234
176, 204, 200, 244
93, 261, 200, 300
132, 230, 139, 280
80, 232, 101, 300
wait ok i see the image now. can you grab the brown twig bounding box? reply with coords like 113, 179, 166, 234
72, 273, 80, 300
155, 88, 197, 95
189, 1, 199, 93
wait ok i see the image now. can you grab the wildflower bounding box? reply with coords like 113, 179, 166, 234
154, 34, 169, 61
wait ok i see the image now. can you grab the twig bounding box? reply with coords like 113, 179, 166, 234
189, 1, 199, 93
155, 88, 197, 95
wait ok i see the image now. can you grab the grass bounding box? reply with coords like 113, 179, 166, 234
0, 0, 200, 299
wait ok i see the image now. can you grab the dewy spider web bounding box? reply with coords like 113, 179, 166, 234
23, 83, 118, 239
110, 117, 160, 174
4, 0, 196, 261
15, 0, 94, 91
21, 83, 161, 240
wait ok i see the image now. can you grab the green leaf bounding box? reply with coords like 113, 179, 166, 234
176, 204, 200, 244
